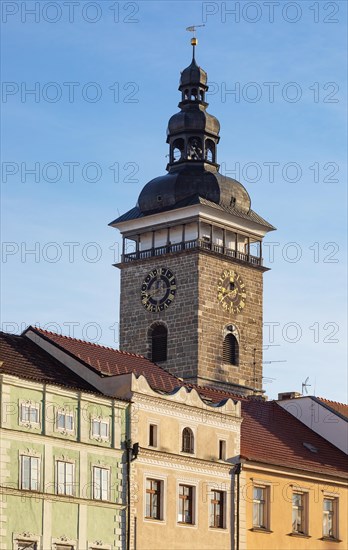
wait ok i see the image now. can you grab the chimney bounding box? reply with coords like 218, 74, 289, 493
277, 391, 302, 401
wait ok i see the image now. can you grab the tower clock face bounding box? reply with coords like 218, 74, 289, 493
217, 269, 246, 314
141, 267, 177, 313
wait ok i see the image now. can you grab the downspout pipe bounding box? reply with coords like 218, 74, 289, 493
234, 463, 242, 550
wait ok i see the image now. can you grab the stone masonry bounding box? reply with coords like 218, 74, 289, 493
118, 246, 265, 395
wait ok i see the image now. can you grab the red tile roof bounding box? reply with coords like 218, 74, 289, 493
24, 327, 244, 403
241, 400, 348, 479
27, 326, 182, 394
317, 397, 348, 419
0, 331, 100, 394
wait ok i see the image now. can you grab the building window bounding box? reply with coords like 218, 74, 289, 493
223, 333, 239, 365
149, 424, 158, 447
178, 485, 194, 524
182, 427, 194, 453
151, 324, 167, 362
16, 542, 38, 550
210, 490, 225, 528
91, 418, 109, 439
55, 546, 74, 550
56, 461, 74, 496
145, 478, 162, 520
20, 402, 40, 425
218, 440, 226, 460
56, 410, 74, 432
21, 455, 39, 491
323, 497, 337, 538
93, 467, 109, 501
253, 486, 268, 529
292, 493, 306, 534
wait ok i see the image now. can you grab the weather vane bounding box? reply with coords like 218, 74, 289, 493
186, 24, 205, 54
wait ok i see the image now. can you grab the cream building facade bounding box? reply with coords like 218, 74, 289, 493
114, 374, 242, 550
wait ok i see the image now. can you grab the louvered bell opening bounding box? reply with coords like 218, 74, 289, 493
151, 325, 167, 362
223, 334, 239, 365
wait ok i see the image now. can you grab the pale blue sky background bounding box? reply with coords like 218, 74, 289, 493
1, 0, 347, 402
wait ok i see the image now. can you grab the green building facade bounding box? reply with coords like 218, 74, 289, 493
0, 333, 128, 550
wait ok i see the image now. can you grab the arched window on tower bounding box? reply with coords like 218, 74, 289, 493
223, 325, 239, 365
184, 89, 189, 100
188, 137, 203, 160
205, 139, 215, 163
172, 138, 185, 163
150, 324, 168, 362
182, 427, 194, 453
190, 88, 198, 101
200, 89, 205, 101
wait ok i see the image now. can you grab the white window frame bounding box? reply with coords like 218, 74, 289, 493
176, 479, 198, 528
93, 466, 110, 501
323, 495, 338, 539
252, 485, 269, 530
52, 537, 77, 550
292, 491, 308, 535
56, 460, 75, 496
19, 400, 40, 427
91, 417, 110, 441
20, 454, 40, 491
88, 543, 111, 550
13, 533, 40, 550
56, 408, 74, 434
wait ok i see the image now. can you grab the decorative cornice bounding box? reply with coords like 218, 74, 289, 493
137, 448, 235, 478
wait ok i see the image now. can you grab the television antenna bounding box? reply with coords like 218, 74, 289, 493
302, 376, 311, 395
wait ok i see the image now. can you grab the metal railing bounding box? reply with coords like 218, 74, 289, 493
123, 239, 262, 266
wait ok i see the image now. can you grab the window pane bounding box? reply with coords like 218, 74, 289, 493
29, 407, 38, 423
65, 463, 74, 495
100, 422, 108, 438
66, 415, 73, 431
101, 469, 109, 500
57, 413, 65, 429
323, 498, 335, 537
21, 405, 30, 422
292, 493, 304, 533
92, 420, 99, 436
31, 457, 39, 490
17, 543, 37, 550
21, 456, 30, 490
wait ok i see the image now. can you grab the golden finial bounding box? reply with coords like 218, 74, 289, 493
186, 25, 205, 60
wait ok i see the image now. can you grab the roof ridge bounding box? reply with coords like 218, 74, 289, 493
31, 326, 148, 359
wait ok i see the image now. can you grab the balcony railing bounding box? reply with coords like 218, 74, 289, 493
122, 239, 262, 266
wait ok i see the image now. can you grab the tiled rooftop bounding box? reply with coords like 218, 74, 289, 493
0, 331, 100, 394
241, 400, 348, 479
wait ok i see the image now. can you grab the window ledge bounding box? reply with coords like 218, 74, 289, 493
177, 522, 195, 527
287, 532, 311, 539
250, 528, 273, 534
320, 537, 342, 543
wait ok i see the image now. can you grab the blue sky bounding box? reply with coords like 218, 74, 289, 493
1, 0, 347, 402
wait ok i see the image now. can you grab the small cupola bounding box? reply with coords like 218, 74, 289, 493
165, 38, 221, 172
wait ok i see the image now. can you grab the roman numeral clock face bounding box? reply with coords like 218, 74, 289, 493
141, 267, 177, 313
217, 269, 246, 314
